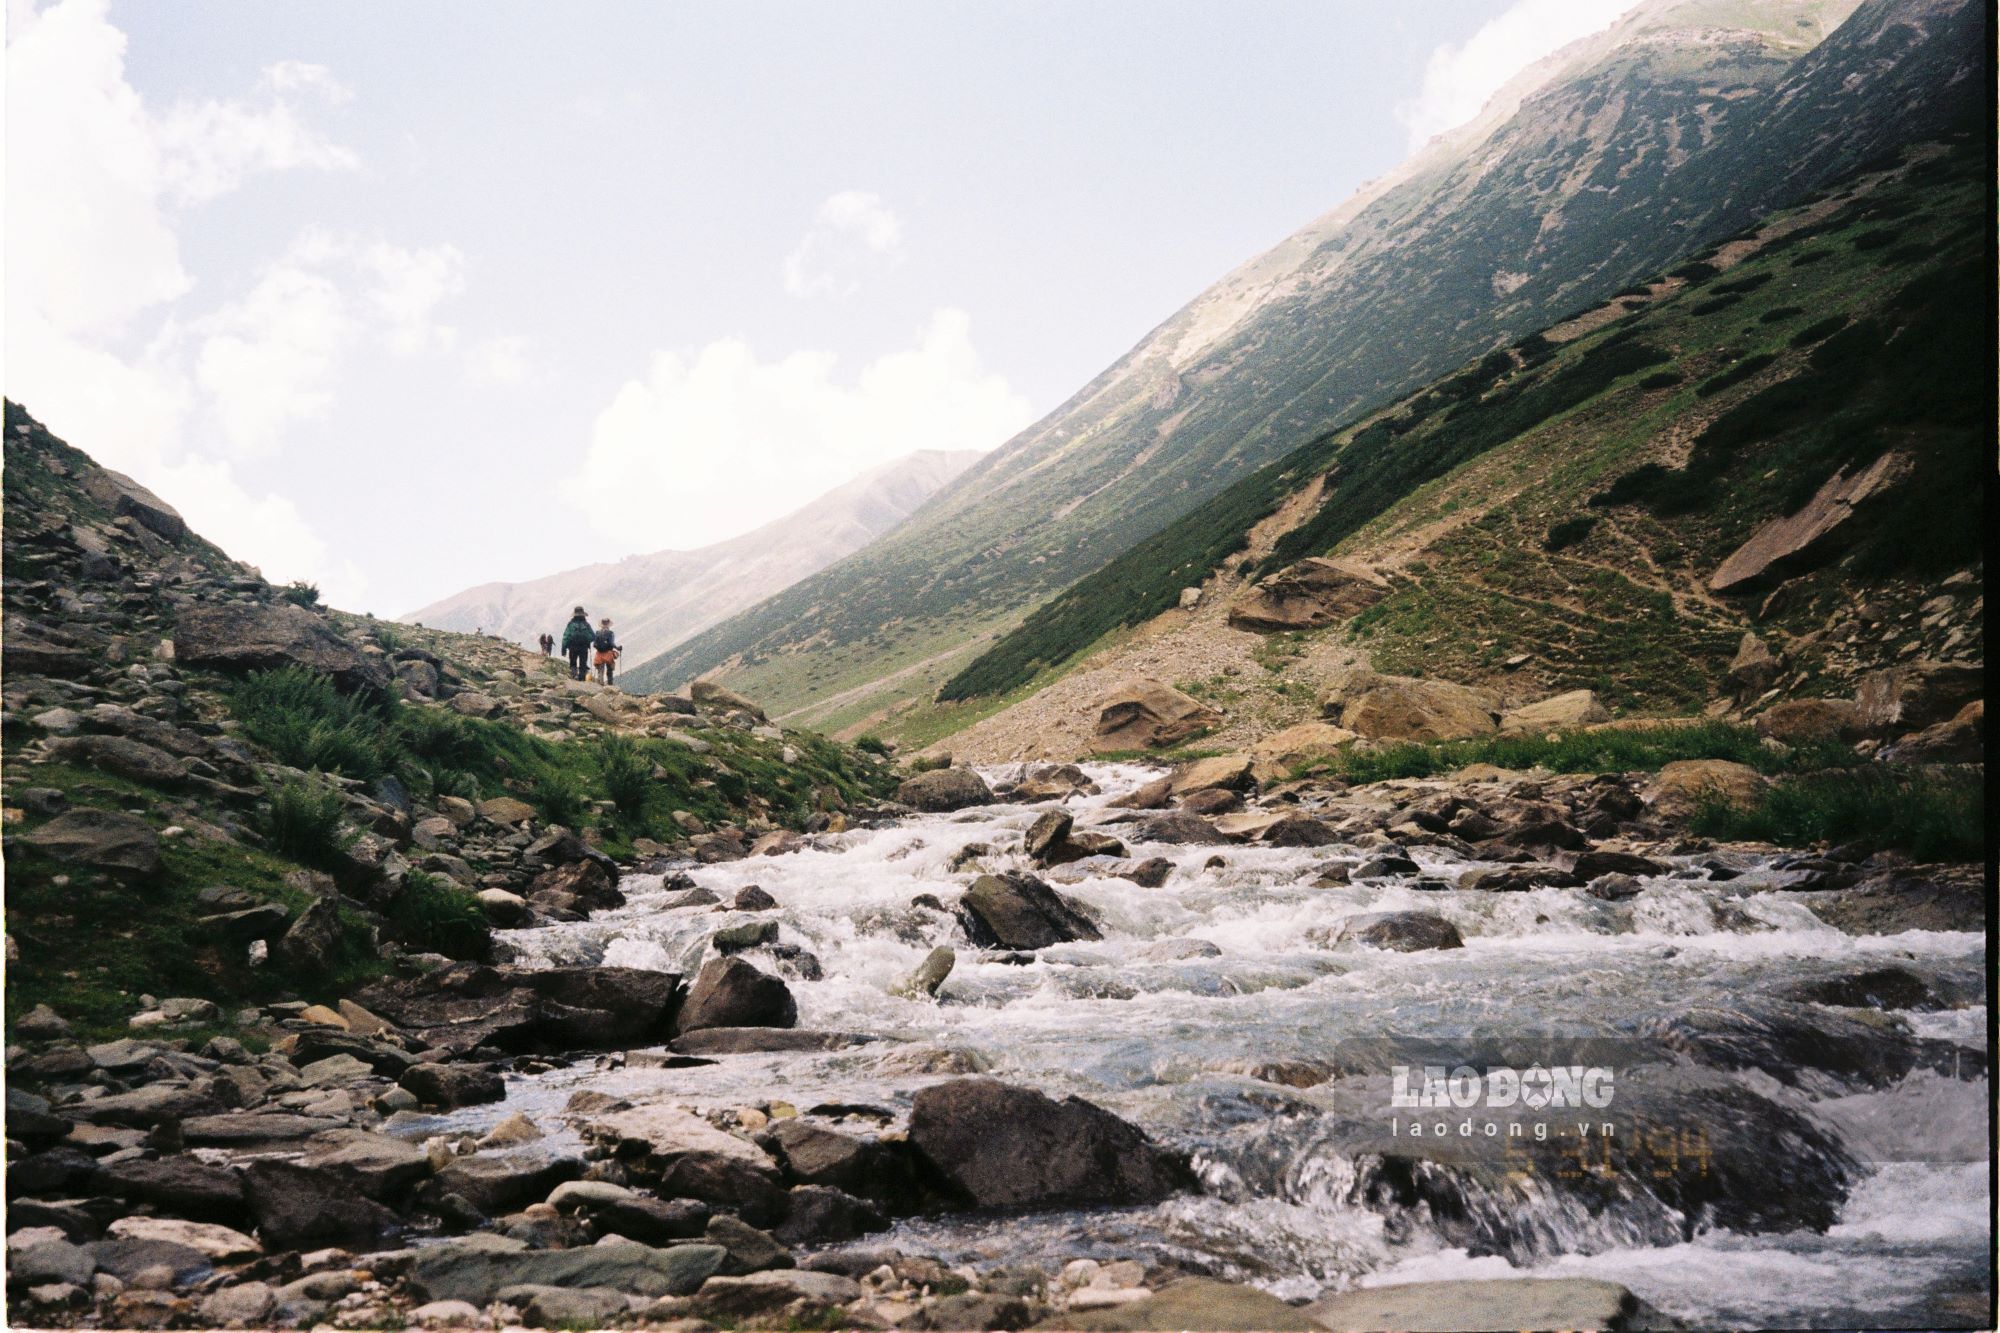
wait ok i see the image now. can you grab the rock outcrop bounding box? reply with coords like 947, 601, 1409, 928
1090, 678, 1222, 752
1226, 557, 1388, 632
173, 601, 390, 693
1709, 451, 1911, 593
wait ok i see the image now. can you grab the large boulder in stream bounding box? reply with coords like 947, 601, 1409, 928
957, 872, 1101, 950
896, 766, 994, 812
353, 963, 681, 1054
677, 957, 797, 1032
908, 1078, 1193, 1210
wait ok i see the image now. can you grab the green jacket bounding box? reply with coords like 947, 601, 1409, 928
561, 617, 593, 651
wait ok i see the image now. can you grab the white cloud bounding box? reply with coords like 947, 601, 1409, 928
1397, 0, 1642, 151
466, 334, 534, 384
1, 0, 426, 598
782, 189, 905, 299
563, 308, 1032, 549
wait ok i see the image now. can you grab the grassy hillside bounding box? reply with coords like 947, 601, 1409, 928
629, 0, 1982, 726
941, 139, 1983, 716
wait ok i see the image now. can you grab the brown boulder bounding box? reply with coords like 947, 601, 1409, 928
84, 467, 187, 543
896, 766, 994, 812
679, 957, 797, 1032
1727, 633, 1781, 702
690, 679, 767, 720
1497, 690, 1610, 735
1753, 699, 1865, 745
1649, 759, 1766, 819
1880, 699, 1982, 765
1709, 452, 1911, 593
174, 602, 389, 693
1091, 678, 1222, 752
1248, 722, 1357, 782
1322, 670, 1496, 742
1167, 755, 1253, 795
1226, 558, 1387, 632
1853, 659, 1984, 734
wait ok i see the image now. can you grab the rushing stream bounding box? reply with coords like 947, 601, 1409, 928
452, 764, 1984, 1329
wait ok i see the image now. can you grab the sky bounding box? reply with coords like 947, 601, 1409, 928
4, 0, 1640, 617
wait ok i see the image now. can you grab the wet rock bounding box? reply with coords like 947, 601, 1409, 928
907, 1078, 1192, 1210
1090, 678, 1223, 753
1568, 849, 1666, 879
773, 1184, 886, 1245
435, 1152, 584, 1214
93, 1155, 247, 1223
1639, 1002, 1982, 1089
588, 1194, 712, 1245
1806, 866, 1984, 935
174, 601, 389, 693
22, 808, 160, 874
1168, 755, 1253, 795
1785, 966, 1940, 1011
673, 1027, 863, 1054
1330, 911, 1464, 952
300, 1129, 432, 1198
1133, 812, 1227, 845
894, 945, 956, 998
406, 1238, 727, 1305
1306, 1277, 1666, 1333
680, 1269, 863, 1321
1460, 865, 1581, 893
1261, 814, 1340, 847
712, 919, 780, 953
733, 884, 778, 911
897, 767, 995, 812
401, 1062, 505, 1108
679, 957, 797, 1032
958, 872, 1101, 950
704, 1213, 793, 1274
1586, 873, 1644, 901
1118, 857, 1174, 888
1057, 1278, 1322, 1331
1106, 775, 1175, 810
1353, 853, 1420, 879
240, 1159, 399, 1249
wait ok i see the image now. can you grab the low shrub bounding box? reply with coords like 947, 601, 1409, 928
1543, 516, 1598, 552
597, 735, 653, 826
1690, 766, 1982, 861
266, 778, 351, 869
1304, 721, 1792, 785
389, 871, 491, 960
282, 581, 321, 608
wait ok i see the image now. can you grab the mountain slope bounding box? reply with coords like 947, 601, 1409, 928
409, 448, 978, 672
934, 138, 1984, 759
635, 0, 1979, 736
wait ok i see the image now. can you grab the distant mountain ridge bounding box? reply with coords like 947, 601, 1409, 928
406, 448, 979, 673
634, 0, 1980, 736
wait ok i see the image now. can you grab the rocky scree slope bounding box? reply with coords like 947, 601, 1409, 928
636, 0, 1983, 736
2, 399, 900, 1040
413, 447, 978, 673
939, 139, 1986, 754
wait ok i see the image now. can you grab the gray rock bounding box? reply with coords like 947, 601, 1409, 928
401, 1062, 505, 1108
907, 1078, 1192, 1210
173, 601, 389, 693
895, 946, 956, 998
240, 1159, 399, 1250
704, 1213, 794, 1275
1305, 1277, 1671, 1332
507, 1284, 632, 1328
896, 767, 994, 812
300, 1129, 432, 1198
1058, 1278, 1322, 1331
434, 1151, 583, 1214
1333, 911, 1464, 952
9, 1239, 98, 1288
405, 1239, 726, 1305
678, 957, 797, 1032
684, 1270, 863, 1321
958, 873, 1100, 950
22, 808, 160, 874
42, 735, 189, 788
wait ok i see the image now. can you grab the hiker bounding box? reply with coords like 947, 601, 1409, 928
560, 606, 593, 680
538, 632, 553, 656
593, 617, 620, 687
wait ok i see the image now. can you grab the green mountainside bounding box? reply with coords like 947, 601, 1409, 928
943, 140, 1984, 718
627, 0, 1983, 736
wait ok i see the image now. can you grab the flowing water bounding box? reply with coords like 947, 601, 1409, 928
465, 764, 1987, 1328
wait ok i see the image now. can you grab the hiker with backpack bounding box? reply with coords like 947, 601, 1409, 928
593, 618, 620, 686
560, 607, 593, 680
538, 632, 554, 656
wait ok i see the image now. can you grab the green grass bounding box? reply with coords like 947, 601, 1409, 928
1690, 766, 1982, 861
387, 871, 491, 960
1297, 721, 1846, 785
266, 777, 352, 869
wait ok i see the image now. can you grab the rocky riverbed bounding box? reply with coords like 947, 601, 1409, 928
7, 759, 1988, 1330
